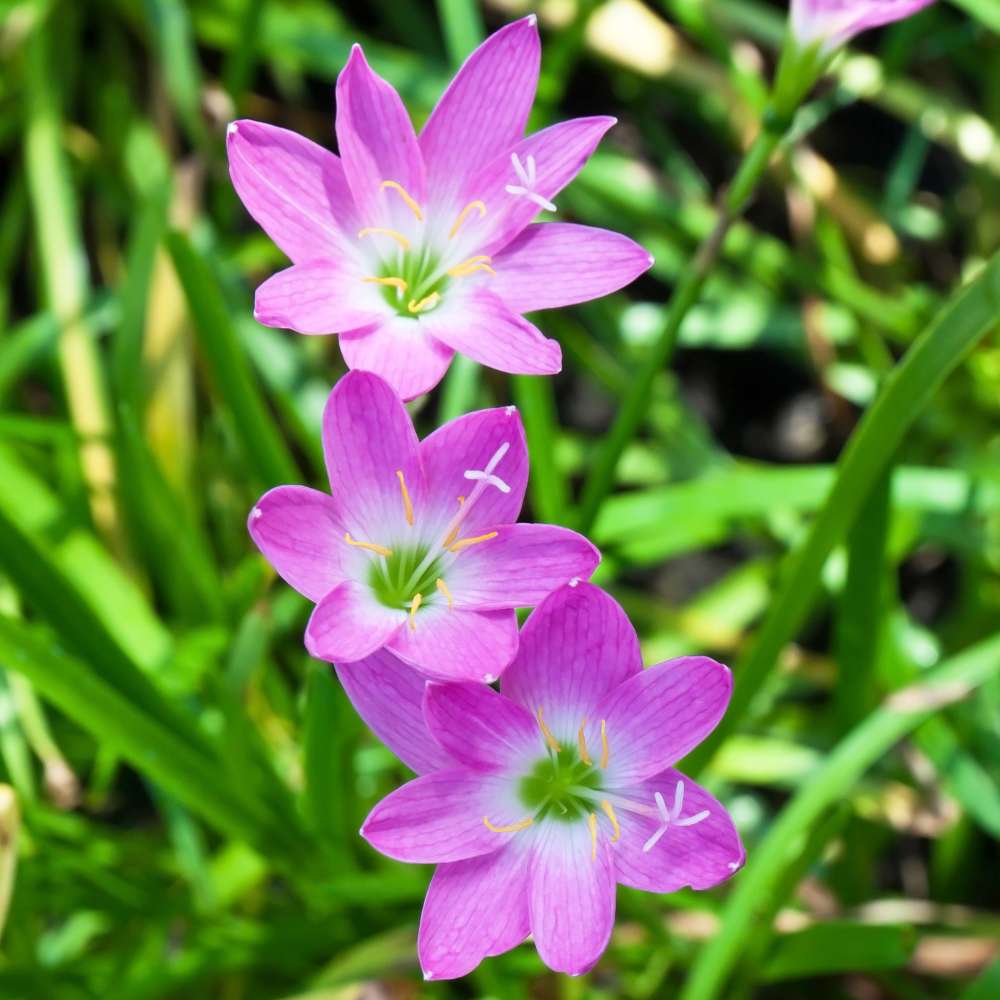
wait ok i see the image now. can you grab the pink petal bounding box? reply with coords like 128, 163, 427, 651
304, 580, 404, 664
335, 649, 453, 775
792, 0, 935, 49
361, 769, 525, 863
492, 223, 653, 313
424, 290, 561, 375
418, 844, 531, 980
422, 682, 539, 771
446, 524, 600, 610
386, 606, 518, 683
339, 318, 454, 402
464, 116, 615, 254
529, 820, 616, 975
321, 370, 425, 539
420, 16, 540, 208
594, 656, 732, 786
501, 583, 642, 743
611, 768, 745, 893
226, 119, 357, 262
419, 406, 528, 536
247, 486, 349, 603
335, 45, 426, 230
253, 260, 387, 335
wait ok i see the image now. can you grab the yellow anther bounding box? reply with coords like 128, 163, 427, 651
536, 707, 561, 752
344, 533, 392, 557
357, 226, 410, 250
435, 577, 453, 609
396, 469, 414, 526
363, 276, 408, 297
407, 292, 440, 314
449, 200, 487, 239
588, 811, 598, 860
380, 180, 423, 221
577, 718, 592, 766
600, 800, 621, 843
600, 719, 609, 768
448, 531, 498, 553
408, 592, 422, 631
447, 255, 496, 278
483, 815, 534, 834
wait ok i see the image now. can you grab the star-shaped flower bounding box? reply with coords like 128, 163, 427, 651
227, 16, 653, 400
249, 370, 599, 681
342, 583, 744, 978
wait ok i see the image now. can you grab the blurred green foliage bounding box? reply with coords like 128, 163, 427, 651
0, 0, 999, 997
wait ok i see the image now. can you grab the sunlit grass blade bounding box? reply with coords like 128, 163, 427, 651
24, 19, 124, 551
680, 628, 1000, 1000
0, 786, 17, 944
688, 250, 1000, 772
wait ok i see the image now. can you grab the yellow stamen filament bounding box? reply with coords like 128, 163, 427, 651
441, 497, 466, 548
536, 707, 561, 752
483, 816, 533, 834
380, 180, 423, 220
600, 719, 609, 768
363, 276, 408, 297
407, 292, 440, 314
447, 255, 496, 278
408, 592, 422, 631
449, 200, 487, 239
344, 533, 392, 557
588, 812, 598, 860
357, 226, 410, 250
448, 531, 498, 553
577, 718, 592, 766
435, 577, 453, 609
600, 800, 621, 843
396, 469, 414, 525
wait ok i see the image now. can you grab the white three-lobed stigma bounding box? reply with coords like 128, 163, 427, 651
464, 442, 511, 493
505, 152, 557, 212
641, 780, 710, 853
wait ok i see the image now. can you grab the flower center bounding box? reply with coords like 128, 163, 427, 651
358, 180, 500, 318
368, 544, 445, 612
519, 750, 602, 823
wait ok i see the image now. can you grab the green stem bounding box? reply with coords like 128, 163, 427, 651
576, 124, 782, 532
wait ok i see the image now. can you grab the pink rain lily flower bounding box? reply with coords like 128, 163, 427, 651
227, 16, 653, 400
248, 370, 599, 682
342, 583, 744, 978
791, 0, 936, 51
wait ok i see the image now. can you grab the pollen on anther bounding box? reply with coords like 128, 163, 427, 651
536, 707, 561, 752
599, 719, 609, 768
577, 718, 592, 766
588, 812, 598, 860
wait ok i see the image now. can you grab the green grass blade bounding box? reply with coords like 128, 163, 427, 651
833, 467, 891, 731
166, 230, 298, 490
435, 0, 484, 65
688, 251, 1000, 771
0, 617, 283, 851
679, 628, 1000, 1000
0, 504, 206, 753
512, 375, 568, 524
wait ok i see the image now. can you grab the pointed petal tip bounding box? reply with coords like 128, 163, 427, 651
226, 120, 239, 137
526, 13, 538, 27
423, 970, 434, 982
